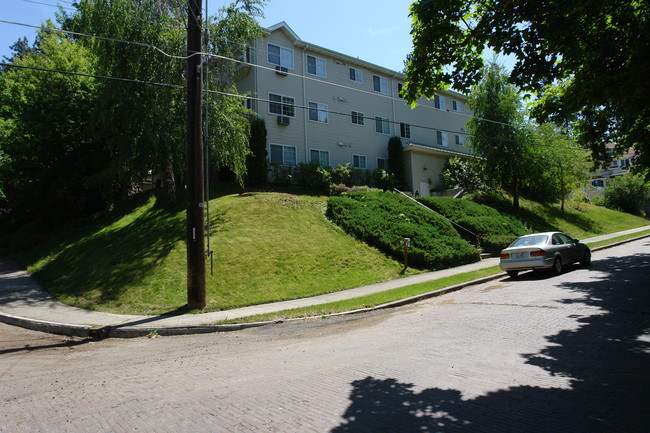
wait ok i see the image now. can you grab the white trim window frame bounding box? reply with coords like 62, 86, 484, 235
308, 101, 328, 123
349, 67, 363, 83
353, 154, 367, 169
400, 122, 411, 139
437, 130, 449, 146
269, 93, 295, 117
351, 110, 365, 126
310, 149, 330, 167
434, 94, 447, 110
372, 75, 388, 95
306, 54, 326, 78
267, 43, 294, 69
452, 100, 462, 112
375, 116, 390, 135
269, 143, 297, 166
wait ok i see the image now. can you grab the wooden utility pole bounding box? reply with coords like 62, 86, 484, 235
186, 0, 206, 309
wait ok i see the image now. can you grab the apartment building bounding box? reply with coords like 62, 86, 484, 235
236, 22, 472, 196
590, 144, 637, 188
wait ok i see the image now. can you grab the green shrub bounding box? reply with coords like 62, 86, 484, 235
330, 164, 352, 186
603, 174, 649, 214
372, 169, 397, 190
245, 117, 268, 187
294, 162, 331, 190
327, 191, 479, 269
270, 163, 293, 186
419, 196, 528, 253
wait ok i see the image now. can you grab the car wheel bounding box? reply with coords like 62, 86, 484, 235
507, 270, 519, 278
553, 257, 563, 275
580, 250, 592, 267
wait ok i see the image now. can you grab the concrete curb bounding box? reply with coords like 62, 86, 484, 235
1, 232, 648, 339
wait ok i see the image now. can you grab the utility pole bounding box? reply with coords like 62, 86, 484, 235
186, 0, 206, 309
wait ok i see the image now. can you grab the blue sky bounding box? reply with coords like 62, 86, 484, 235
1, 0, 415, 72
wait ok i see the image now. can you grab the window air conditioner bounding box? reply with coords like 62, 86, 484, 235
277, 116, 290, 125
275, 66, 288, 75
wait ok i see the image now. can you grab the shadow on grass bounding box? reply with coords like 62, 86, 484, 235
479, 194, 603, 235
331, 240, 650, 432
30, 194, 185, 307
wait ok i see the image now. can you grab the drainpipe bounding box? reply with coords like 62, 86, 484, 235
302, 43, 309, 164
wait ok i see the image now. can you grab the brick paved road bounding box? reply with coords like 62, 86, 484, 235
1, 238, 649, 432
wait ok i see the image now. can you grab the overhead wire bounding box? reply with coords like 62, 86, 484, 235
0, 17, 577, 148
1, 17, 522, 131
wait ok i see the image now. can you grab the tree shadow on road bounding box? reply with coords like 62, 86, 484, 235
331, 240, 650, 432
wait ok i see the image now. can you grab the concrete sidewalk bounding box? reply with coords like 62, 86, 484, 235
1, 225, 649, 338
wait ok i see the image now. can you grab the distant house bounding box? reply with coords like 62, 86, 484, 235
590, 144, 637, 188
236, 22, 473, 196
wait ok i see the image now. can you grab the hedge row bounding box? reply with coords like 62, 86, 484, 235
326, 191, 480, 270
418, 196, 529, 253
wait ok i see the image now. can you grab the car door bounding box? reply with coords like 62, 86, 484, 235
557, 233, 580, 262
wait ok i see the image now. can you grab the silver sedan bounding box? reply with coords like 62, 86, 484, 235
499, 232, 591, 277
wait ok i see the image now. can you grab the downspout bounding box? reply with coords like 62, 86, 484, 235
302, 43, 309, 164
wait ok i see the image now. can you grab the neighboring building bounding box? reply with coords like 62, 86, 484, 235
236, 22, 472, 196
589, 144, 637, 188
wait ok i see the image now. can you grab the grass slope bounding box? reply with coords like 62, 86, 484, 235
5, 191, 413, 315
2, 188, 647, 316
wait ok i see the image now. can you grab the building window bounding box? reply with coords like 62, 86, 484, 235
353, 154, 367, 169
270, 144, 297, 166
267, 43, 294, 69
308, 101, 328, 123
307, 55, 326, 77
400, 122, 411, 139
452, 100, 461, 112
434, 94, 446, 110
397, 83, 404, 98
351, 110, 364, 125
269, 93, 295, 117
377, 158, 387, 170
349, 67, 363, 82
375, 116, 390, 134
310, 149, 330, 166
455, 134, 464, 145
437, 131, 448, 146
373, 75, 388, 94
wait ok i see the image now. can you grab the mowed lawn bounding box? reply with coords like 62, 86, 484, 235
18, 192, 412, 315
6, 189, 648, 316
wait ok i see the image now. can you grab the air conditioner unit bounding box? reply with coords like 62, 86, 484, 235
277, 116, 290, 125
275, 66, 288, 75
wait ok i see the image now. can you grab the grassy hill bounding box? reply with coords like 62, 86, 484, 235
3, 191, 413, 315
1, 188, 647, 315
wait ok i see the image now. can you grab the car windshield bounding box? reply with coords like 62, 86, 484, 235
509, 235, 549, 248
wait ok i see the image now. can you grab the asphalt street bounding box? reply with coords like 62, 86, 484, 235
1, 237, 649, 432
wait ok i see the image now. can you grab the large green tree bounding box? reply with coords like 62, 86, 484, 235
526, 123, 591, 212
0, 25, 103, 222
1, 0, 264, 222
405, 0, 650, 175
465, 61, 530, 211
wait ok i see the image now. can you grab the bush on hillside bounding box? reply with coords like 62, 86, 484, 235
327, 191, 479, 269
293, 162, 331, 190
419, 196, 528, 253
603, 174, 649, 214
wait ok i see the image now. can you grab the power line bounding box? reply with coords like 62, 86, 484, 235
1, 17, 519, 131
0, 19, 195, 60
0, 62, 185, 90
2, 59, 579, 150
1, 17, 579, 149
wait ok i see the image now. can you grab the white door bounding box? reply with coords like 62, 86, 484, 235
419, 181, 430, 197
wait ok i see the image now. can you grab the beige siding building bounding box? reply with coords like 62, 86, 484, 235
237, 22, 473, 196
